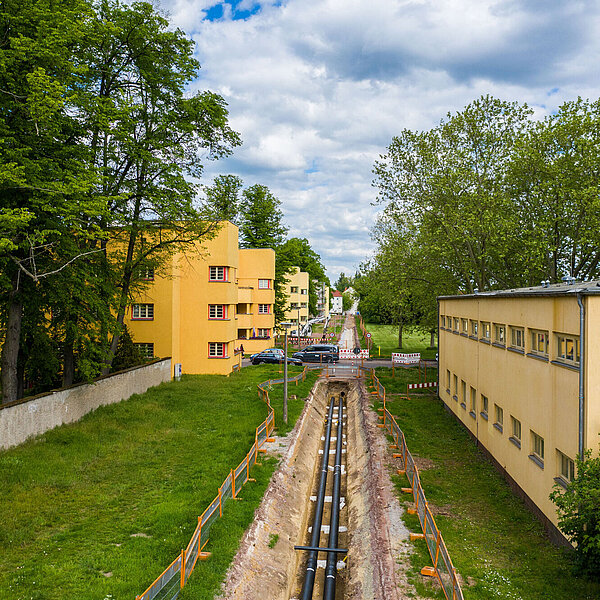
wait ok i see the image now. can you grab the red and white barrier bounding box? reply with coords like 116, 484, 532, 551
407, 381, 437, 390
339, 348, 369, 359
392, 352, 421, 364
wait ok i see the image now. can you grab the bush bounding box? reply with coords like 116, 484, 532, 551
550, 448, 600, 579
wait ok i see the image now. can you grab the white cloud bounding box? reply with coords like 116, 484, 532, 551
160, 0, 600, 284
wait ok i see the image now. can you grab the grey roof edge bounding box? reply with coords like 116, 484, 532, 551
438, 281, 600, 301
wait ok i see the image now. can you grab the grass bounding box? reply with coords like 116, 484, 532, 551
362, 323, 437, 359
368, 368, 600, 600
0, 365, 318, 600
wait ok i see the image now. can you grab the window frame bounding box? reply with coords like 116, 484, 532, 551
509, 326, 525, 351
258, 304, 271, 314
493, 323, 506, 345
257, 328, 271, 338
208, 304, 227, 320
258, 279, 271, 289
134, 342, 154, 358
461, 318, 468, 334
481, 321, 491, 341
481, 394, 489, 419
470, 319, 479, 337
510, 416, 522, 448
529, 329, 549, 357
209, 266, 229, 282
555, 333, 580, 366
131, 303, 154, 320
208, 342, 227, 358
494, 404, 504, 432
557, 449, 575, 483
530, 430, 545, 467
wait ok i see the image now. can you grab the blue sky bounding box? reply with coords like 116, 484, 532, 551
158, 0, 600, 284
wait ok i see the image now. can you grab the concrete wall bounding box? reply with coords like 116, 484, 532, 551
0, 358, 171, 450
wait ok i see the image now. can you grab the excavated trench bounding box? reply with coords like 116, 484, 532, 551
218, 374, 412, 600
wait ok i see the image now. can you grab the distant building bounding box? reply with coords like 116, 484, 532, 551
331, 290, 343, 314
438, 281, 600, 544
125, 221, 275, 376
313, 280, 330, 319
283, 267, 310, 331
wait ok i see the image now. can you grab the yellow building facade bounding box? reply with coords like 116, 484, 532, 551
125, 222, 275, 375
438, 281, 600, 543
314, 281, 330, 319
283, 267, 310, 328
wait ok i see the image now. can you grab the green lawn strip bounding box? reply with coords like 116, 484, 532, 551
0, 366, 313, 600
365, 324, 437, 359
372, 366, 437, 396
381, 390, 600, 600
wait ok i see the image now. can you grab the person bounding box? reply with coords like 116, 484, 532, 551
240, 344, 245, 355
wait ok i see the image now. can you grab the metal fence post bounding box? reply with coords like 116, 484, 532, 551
218, 486, 222, 517
231, 469, 236, 499
180, 549, 186, 588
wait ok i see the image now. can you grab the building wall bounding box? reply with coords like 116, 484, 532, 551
237, 248, 276, 354
331, 293, 343, 314
126, 222, 275, 375
284, 267, 310, 326
438, 294, 595, 535
314, 282, 330, 319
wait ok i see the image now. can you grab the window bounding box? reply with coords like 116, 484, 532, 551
209, 266, 228, 281
454, 317, 459, 331
300, 302, 308, 308
134, 343, 154, 358
290, 286, 298, 293
557, 450, 575, 483
481, 322, 491, 340
447, 316, 452, 328
509, 326, 524, 350
258, 279, 271, 289
258, 304, 271, 314
494, 404, 503, 432
446, 369, 451, 392
257, 328, 270, 338
209, 304, 227, 319
461, 318, 468, 334
470, 387, 476, 413
494, 323, 505, 344
460, 380, 466, 408
440, 314, 446, 328
301, 288, 307, 295
453, 374, 458, 399
481, 394, 489, 418
556, 333, 580, 365
470, 320, 478, 337
530, 329, 549, 357
300, 315, 307, 321
138, 266, 154, 280
510, 416, 521, 448
132, 303, 154, 320
530, 431, 545, 466
208, 342, 227, 357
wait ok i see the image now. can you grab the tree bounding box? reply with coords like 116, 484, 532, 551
277, 237, 329, 315
550, 448, 600, 579
334, 272, 353, 292
238, 184, 288, 249
203, 174, 243, 223
238, 184, 290, 322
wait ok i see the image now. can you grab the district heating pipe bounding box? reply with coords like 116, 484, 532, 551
323, 393, 344, 599
300, 397, 335, 600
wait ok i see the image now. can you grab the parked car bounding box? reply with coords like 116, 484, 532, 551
251, 349, 303, 366
250, 347, 279, 360
293, 344, 339, 363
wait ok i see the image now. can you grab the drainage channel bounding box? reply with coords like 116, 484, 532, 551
294, 390, 348, 599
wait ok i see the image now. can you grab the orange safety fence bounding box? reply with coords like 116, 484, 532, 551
135, 367, 308, 600
363, 367, 463, 600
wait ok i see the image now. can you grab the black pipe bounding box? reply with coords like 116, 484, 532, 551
323, 395, 344, 599
300, 397, 335, 600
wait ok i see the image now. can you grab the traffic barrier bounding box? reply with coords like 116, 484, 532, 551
366, 367, 463, 600
135, 367, 308, 600
339, 348, 369, 359
392, 352, 421, 364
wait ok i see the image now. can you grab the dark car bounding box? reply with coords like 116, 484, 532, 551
251, 349, 303, 366
293, 344, 339, 363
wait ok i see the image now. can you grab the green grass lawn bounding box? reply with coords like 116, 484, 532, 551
369, 369, 600, 600
0, 366, 318, 600
363, 323, 437, 359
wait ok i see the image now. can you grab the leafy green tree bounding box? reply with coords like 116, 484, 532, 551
550, 449, 600, 579
203, 174, 243, 223
238, 184, 290, 322
334, 272, 353, 292
277, 237, 329, 315
111, 325, 144, 372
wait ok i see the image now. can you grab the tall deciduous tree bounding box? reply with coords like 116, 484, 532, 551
203, 174, 243, 223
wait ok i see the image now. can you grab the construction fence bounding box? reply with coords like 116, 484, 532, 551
364, 367, 464, 600
135, 367, 308, 600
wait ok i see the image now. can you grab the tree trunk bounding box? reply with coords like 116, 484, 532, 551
398, 321, 403, 349
1, 288, 24, 404
430, 329, 436, 348
63, 338, 75, 387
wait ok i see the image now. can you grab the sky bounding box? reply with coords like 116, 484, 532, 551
156, 0, 600, 285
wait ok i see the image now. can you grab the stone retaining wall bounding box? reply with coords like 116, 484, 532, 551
0, 358, 171, 450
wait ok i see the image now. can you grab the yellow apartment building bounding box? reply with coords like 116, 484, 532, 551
125, 222, 275, 376
314, 281, 330, 319
438, 281, 600, 544
284, 267, 310, 329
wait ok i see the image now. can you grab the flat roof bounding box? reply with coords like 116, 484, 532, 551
438, 280, 600, 301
